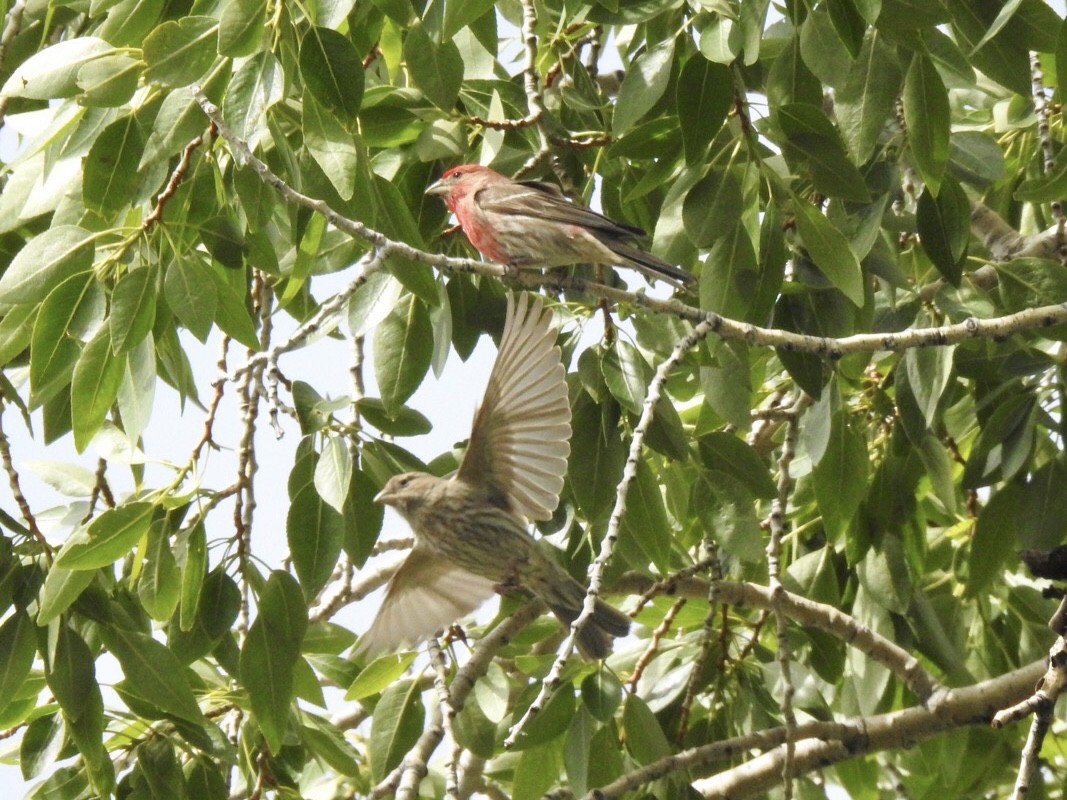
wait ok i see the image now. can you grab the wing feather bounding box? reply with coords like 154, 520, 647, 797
355, 547, 498, 657
477, 182, 645, 239
457, 293, 572, 521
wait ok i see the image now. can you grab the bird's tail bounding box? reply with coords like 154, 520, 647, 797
609, 241, 697, 288
540, 575, 631, 660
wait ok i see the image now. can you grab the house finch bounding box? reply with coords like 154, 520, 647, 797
357, 293, 630, 659
426, 164, 697, 288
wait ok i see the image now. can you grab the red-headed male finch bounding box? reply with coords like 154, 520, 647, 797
426, 164, 697, 289
356, 292, 630, 660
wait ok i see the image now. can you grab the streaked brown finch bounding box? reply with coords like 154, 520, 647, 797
357, 292, 630, 659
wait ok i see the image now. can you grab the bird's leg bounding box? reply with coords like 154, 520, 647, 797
442, 624, 468, 648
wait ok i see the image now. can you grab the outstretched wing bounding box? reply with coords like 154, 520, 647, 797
355, 546, 498, 657
457, 292, 572, 521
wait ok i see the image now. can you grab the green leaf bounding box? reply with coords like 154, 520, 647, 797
76, 53, 140, 107
299, 712, 361, 777
613, 40, 675, 136
510, 687, 575, 751
211, 265, 259, 348
314, 435, 354, 514
369, 678, 425, 781
109, 267, 157, 354
682, 168, 744, 247
54, 502, 154, 569
568, 395, 625, 523
799, 7, 854, 88
836, 34, 902, 163
20, 713, 65, 781
46, 624, 95, 722
676, 55, 732, 163
947, 0, 1031, 96
1057, 17, 1067, 105
514, 741, 564, 800
792, 201, 864, 306
0, 612, 37, 705
143, 16, 219, 87
620, 460, 671, 573
697, 432, 777, 498
179, 522, 207, 630
184, 756, 228, 800
766, 33, 822, 107
288, 482, 344, 599
601, 342, 648, 416
138, 522, 181, 621
346, 652, 418, 699
826, 0, 865, 56
857, 535, 912, 614
454, 697, 497, 759
30, 274, 99, 405
581, 670, 622, 723
347, 271, 404, 337
300, 27, 365, 122
404, 23, 463, 110
905, 344, 955, 429
961, 394, 1037, 489
812, 410, 869, 540
775, 103, 870, 203
966, 484, 1021, 597
164, 253, 217, 341
700, 225, 759, 320
116, 334, 156, 443
303, 93, 358, 200
0, 303, 34, 369
218, 0, 265, 57
694, 470, 765, 562
373, 295, 432, 415
622, 695, 671, 763
698, 15, 743, 63
0, 38, 113, 99
916, 177, 969, 285
1014, 149, 1067, 203
903, 53, 950, 194
357, 398, 432, 436
998, 258, 1067, 311
0, 226, 95, 304
343, 467, 384, 566
240, 571, 307, 753
99, 626, 205, 725
71, 325, 127, 452
83, 113, 148, 215
222, 51, 284, 147
37, 567, 96, 625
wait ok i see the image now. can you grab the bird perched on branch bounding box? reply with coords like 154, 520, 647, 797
426, 164, 697, 288
357, 292, 630, 660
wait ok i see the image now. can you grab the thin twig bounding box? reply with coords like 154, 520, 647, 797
194, 85, 1067, 361
764, 393, 808, 798
0, 401, 48, 551
505, 319, 715, 747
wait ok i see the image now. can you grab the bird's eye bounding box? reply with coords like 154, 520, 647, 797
398, 476, 411, 487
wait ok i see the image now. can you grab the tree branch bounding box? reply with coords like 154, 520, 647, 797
192, 86, 1067, 364
615, 575, 944, 703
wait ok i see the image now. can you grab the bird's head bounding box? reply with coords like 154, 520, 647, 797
426, 165, 503, 209
374, 471, 439, 514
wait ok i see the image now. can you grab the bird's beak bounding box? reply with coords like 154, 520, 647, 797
373, 488, 391, 505
425, 178, 450, 197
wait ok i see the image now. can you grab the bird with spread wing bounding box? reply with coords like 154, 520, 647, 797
356, 292, 630, 659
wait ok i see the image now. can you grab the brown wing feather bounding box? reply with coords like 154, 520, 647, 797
355, 546, 498, 657
457, 293, 572, 521
477, 182, 646, 239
